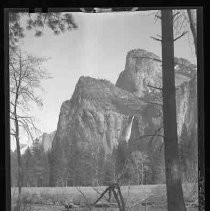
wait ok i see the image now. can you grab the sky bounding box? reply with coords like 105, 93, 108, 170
10, 10, 196, 150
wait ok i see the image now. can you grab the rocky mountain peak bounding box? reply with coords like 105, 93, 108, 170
49, 49, 197, 186
117, 49, 162, 97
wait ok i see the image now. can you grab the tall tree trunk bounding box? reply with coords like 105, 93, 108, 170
161, 9, 186, 211
187, 9, 197, 56
141, 163, 144, 185
14, 94, 22, 211
14, 119, 22, 210
15, 120, 21, 195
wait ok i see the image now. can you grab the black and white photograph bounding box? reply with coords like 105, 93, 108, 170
8, 8, 203, 211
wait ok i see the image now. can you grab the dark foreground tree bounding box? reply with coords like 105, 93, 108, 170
161, 10, 186, 211
9, 12, 78, 50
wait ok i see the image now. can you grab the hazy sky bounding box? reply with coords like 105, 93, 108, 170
11, 10, 196, 150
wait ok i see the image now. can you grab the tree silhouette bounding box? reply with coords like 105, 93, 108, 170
9, 48, 50, 210
161, 9, 186, 211
9, 12, 77, 50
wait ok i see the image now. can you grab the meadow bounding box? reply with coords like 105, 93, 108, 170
11, 184, 199, 211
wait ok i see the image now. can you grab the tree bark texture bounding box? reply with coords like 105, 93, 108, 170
161, 9, 187, 211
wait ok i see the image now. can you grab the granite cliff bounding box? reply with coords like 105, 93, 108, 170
50, 49, 197, 185
41, 131, 56, 152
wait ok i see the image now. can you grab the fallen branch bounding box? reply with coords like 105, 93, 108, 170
93, 186, 112, 206
92, 187, 110, 202
124, 182, 131, 206
93, 183, 126, 211
116, 184, 126, 211
75, 187, 91, 210
112, 188, 123, 210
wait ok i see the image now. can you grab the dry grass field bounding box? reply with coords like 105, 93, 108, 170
11, 184, 199, 211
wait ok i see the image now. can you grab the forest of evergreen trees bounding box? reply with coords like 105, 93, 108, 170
11, 139, 50, 187
10, 129, 197, 188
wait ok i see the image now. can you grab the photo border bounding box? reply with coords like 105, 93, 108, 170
2, 5, 205, 211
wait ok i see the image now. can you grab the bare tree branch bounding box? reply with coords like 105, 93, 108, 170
151, 36, 162, 42
10, 49, 49, 146
132, 127, 164, 143
155, 14, 161, 20
148, 126, 164, 147
154, 11, 161, 23
92, 187, 111, 202
147, 84, 162, 91
174, 31, 188, 42
76, 187, 92, 209
173, 11, 180, 18
18, 120, 34, 141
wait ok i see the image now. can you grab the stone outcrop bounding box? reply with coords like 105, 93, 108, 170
52, 77, 143, 155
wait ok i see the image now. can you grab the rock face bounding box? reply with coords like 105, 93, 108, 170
41, 131, 56, 152
52, 78, 131, 156
116, 49, 197, 149
116, 49, 162, 97
50, 49, 197, 185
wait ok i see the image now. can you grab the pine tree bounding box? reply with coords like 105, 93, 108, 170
31, 139, 49, 186
22, 147, 34, 187
10, 150, 18, 187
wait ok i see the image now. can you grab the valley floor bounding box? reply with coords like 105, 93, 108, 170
11, 184, 199, 211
